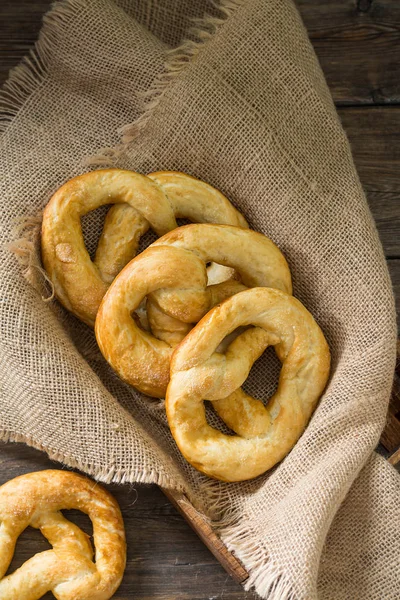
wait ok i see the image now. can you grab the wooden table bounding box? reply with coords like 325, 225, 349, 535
0, 1, 399, 598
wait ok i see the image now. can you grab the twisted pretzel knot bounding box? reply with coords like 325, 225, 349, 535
166, 288, 331, 482
41, 169, 247, 326
0, 471, 126, 600
95, 224, 292, 402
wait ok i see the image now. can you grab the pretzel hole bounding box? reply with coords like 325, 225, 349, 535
137, 227, 158, 254
81, 204, 111, 259
205, 402, 236, 436
175, 217, 192, 228
216, 326, 249, 353
62, 509, 94, 546
131, 299, 150, 332
5, 526, 52, 576
242, 345, 281, 405
81, 205, 159, 262
5, 510, 95, 583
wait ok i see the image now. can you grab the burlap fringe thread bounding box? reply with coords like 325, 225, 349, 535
0, 431, 182, 491
86, 0, 247, 165
7, 214, 55, 302
1, 0, 298, 597
0, 0, 88, 134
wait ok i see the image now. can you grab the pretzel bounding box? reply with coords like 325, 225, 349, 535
41, 169, 247, 326
166, 287, 330, 482
95, 224, 292, 399
0, 470, 126, 600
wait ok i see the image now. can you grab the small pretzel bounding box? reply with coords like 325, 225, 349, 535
0, 470, 126, 600
41, 169, 247, 326
166, 288, 330, 482
95, 224, 292, 398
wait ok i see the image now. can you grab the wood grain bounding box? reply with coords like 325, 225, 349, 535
339, 107, 400, 258
0, 442, 257, 600
388, 447, 400, 466
339, 107, 400, 196
0, 1, 50, 85
162, 489, 249, 585
0, 0, 399, 597
1, 1, 400, 107
297, 0, 400, 105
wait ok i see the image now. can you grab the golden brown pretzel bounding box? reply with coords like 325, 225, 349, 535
41, 169, 247, 326
166, 287, 330, 482
95, 224, 292, 398
0, 470, 126, 600
146, 277, 248, 347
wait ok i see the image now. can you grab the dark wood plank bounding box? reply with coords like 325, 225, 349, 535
0, 442, 257, 599
297, 0, 400, 106
0, 2, 399, 597
338, 107, 400, 257
1, 1, 400, 108
1, 4, 398, 259
0, 1, 52, 86
338, 107, 400, 194
162, 488, 249, 585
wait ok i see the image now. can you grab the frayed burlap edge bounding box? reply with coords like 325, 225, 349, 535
86, 0, 246, 165
120, 0, 245, 142
0, 0, 88, 134
1, 0, 299, 597
201, 481, 296, 599
0, 0, 90, 296
0, 430, 182, 489
7, 213, 55, 301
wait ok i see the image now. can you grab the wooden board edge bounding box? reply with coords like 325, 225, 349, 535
161, 487, 249, 585
388, 447, 400, 466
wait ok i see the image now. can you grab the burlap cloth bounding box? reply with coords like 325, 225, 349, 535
0, 0, 399, 598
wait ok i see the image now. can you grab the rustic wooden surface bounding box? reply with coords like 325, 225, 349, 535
162, 488, 249, 585
0, 1, 399, 598
0, 442, 256, 600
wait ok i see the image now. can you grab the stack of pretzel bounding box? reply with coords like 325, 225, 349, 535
42, 169, 330, 483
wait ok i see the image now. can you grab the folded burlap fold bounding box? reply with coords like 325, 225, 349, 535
0, 0, 398, 598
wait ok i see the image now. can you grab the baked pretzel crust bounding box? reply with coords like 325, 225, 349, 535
0, 470, 126, 600
41, 169, 247, 326
95, 224, 292, 398
166, 288, 330, 482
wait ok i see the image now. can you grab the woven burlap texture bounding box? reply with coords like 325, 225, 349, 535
0, 0, 399, 598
